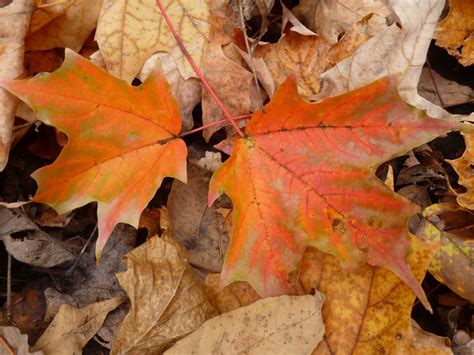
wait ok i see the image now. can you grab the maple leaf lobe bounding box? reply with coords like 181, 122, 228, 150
2, 50, 187, 259
210, 75, 457, 308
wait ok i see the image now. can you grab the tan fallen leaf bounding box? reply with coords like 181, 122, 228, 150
434, 0, 474, 66
28, 0, 73, 34
138, 53, 201, 131
204, 273, 260, 314
31, 297, 125, 355
96, 0, 211, 82
412, 320, 452, 354
26, 0, 103, 52
418, 67, 474, 108
0, 325, 43, 355
449, 132, 474, 209
315, 0, 474, 122
0, 0, 34, 171
292, 0, 393, 43
417, 203, 474, 303
111, 233, 216, 354
166, 294, 325, 355
299, 236, 451, 354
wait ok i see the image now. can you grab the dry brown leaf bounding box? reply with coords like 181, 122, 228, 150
167, 161, 229, 273
412, 320, 452, 354
204, 273, 260, 314
0, 326, 43, 355
111, 233, 217, 354
138, 53, 201, 131
28, 0, 73, 34
418, 67, 474, 108
299, 236, 451, 354
0, 0, 34, 171
31, 297, 125, 355
26, 0, 103, 52
315, 0, 474, 123
201, 0, 261, 140
96, 0, 211, 82
449, 132, 474, 209
434, 0, 474, 66
417, 203, 474, 303
165, 294, 325, 355
292, 0, 393, 43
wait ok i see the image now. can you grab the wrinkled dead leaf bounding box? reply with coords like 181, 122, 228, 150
417, 203, 474, 303
111, 233, 216, 354
434, 0, 474, 66
96, 0, 211, 82
167, 161, 229, 273
26, 0, 103, 52
166, 294, 325, 355
32, 297, 125, 355
449, 132, 474, 210
0, 0, 34, 171
0, 326, 43, 355
0, 207, 76, 267
28, 0, 73, 34
43, 288, 77, 323
299, 236, 450, 354
412, 320, 452, 354
204, 273, 260, 314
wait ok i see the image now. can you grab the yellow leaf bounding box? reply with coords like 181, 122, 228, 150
449, 132, 474, 210
111, 233, 217, 354
96, 0, 211, 82
166, 294, 325, 354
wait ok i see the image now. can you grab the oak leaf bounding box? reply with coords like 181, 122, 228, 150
95, 0, 211, 82
209, 75, 456, 308
0, 50, 187, 258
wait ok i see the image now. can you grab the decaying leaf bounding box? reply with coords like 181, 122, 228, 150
0, 207, 76, 267
209, 75, 456, 308
0, 326, 43, 355
449, 131, 474, 210
1, 50, 187, 259
111, 234, 216, 354
315, 0, 473, 122
417, 203, 474, 303
32, 297, 125, 355
96, 0, 211, 82
26, 0, 103, 52
204, 273, 260, 314
166, 294, 325, 355
434, 0, 474, 66
0, 0, 34, 171
300, 236, 451, 354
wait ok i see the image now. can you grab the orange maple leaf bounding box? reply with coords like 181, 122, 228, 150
209, 76, 457, 309
1, 50, 187, 259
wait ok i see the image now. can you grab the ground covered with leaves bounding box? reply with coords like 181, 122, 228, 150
0, 0, 473, 354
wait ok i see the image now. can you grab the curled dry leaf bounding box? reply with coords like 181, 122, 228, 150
165, 294, 325, 355
26, 0, 103, 52
0, 0, 34, 171
96, 0, 211, 82
449, 132, 474, 210
0, 207, 76, 267
315, 0, 474, 122
417, 203, 474, 303
299, 236, 451, 354
0, 326, 43, 355
111, 234, 216, 354
28, 0, 73, 35
434, 0, 474, 66
32, 297, 125, 355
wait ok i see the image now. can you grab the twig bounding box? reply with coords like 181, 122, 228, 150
0, 336, 15, 355
155, 0, 245, 137
237, 0, 265, 112
65, 224, 98, 275
177, 114, 252, 140
426, 59, 446, 108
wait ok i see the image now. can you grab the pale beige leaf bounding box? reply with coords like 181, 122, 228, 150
293, 0, 393, 43
26, 0, 103, 52
111, 234, 216, 355
32, 297, 125, 355
0, 0, 34, 171
314, 0, 474, 123
96, 0, 211, 82
138, 53, 201, 131
165, 294, 325, 355
411, 321, 452, 354
0, 326, 43, 355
